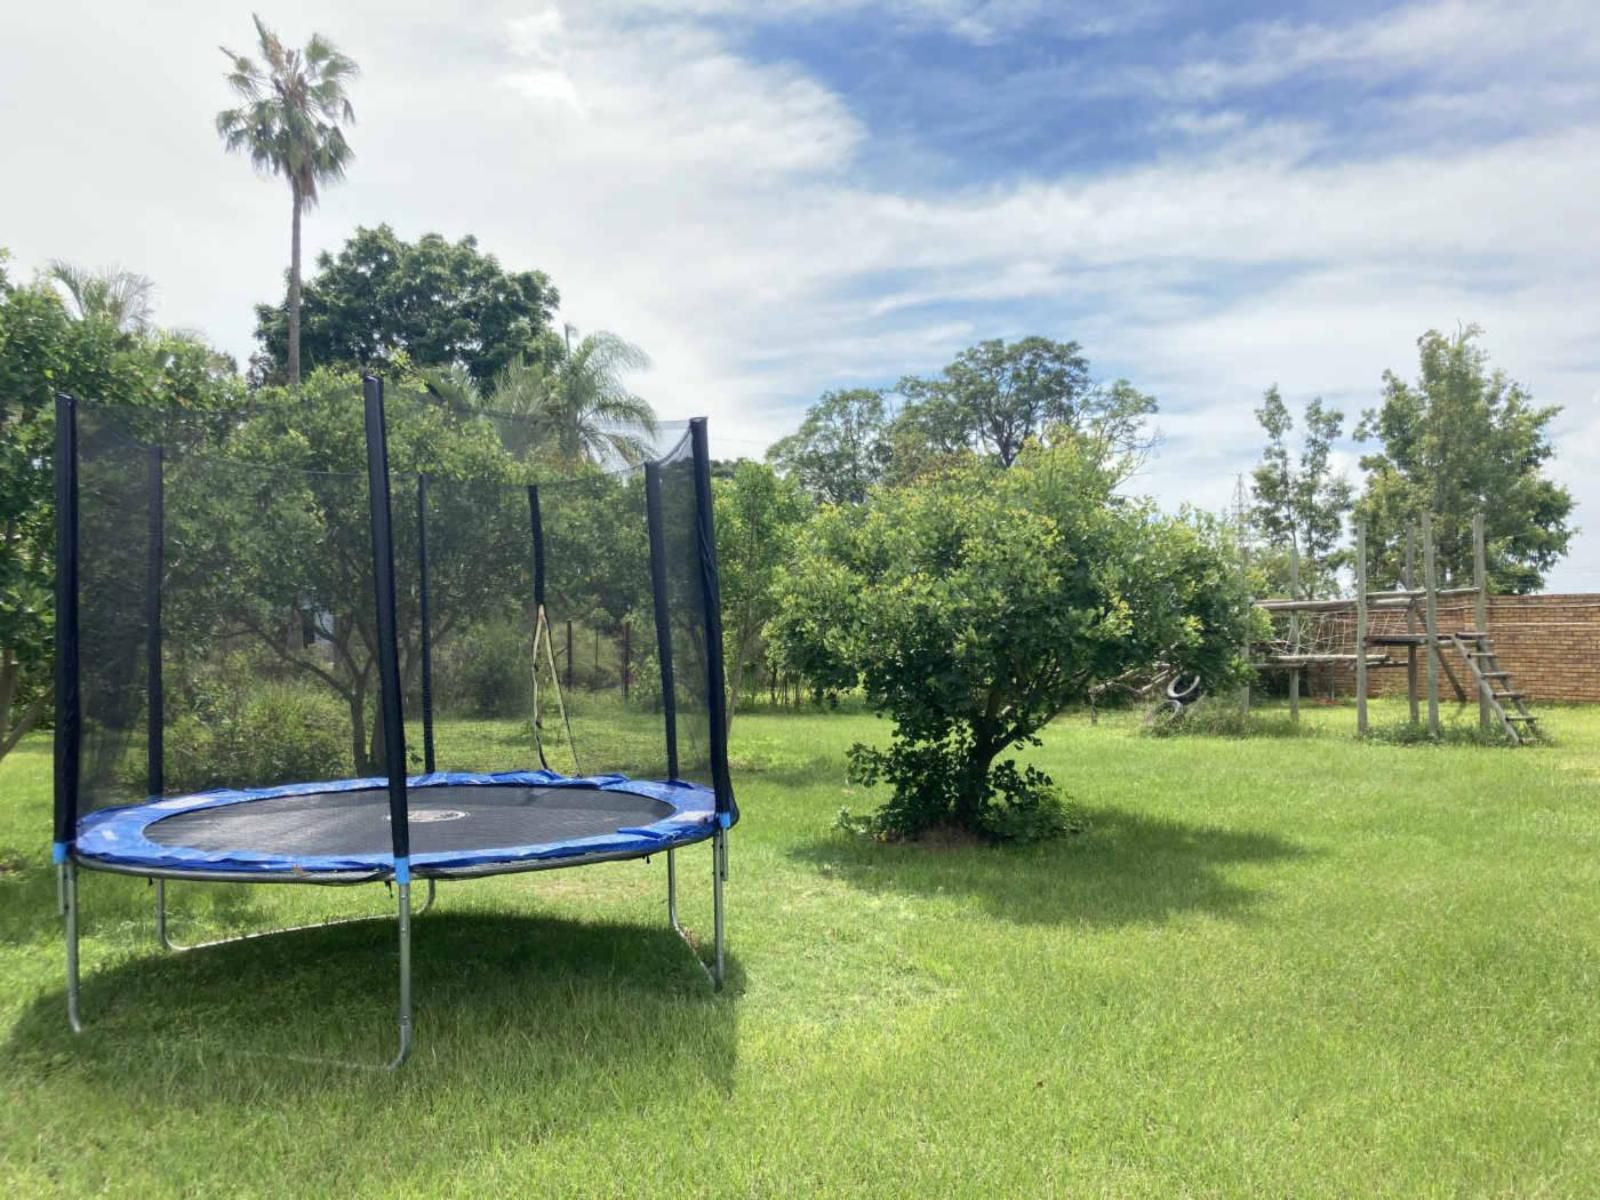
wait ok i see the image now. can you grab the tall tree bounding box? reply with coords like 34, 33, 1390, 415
253, 226, 560, 386
1250, 386, 1353, 595
713, 461, 809, 731
218, 14, 358, 387
766, 388, 891, 504
1354, 327, 1573, 592
45, 262, 154, 332
890, 336, 1156, 481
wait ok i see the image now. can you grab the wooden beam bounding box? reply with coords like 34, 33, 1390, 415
1474, 512, 1489, 731
1356, 523, 1368, 736
1404, 528, 1419, 726
1423, 514, 1440, 738
1289, 542, 1300, 723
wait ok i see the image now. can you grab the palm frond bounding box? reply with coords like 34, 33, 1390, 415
46, 260, 155, 331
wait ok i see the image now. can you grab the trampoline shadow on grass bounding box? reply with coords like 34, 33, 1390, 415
7, 910, 739, 1106
790, 805, 1312, 927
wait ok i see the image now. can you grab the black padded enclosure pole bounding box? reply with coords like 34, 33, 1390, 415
689, 419, 734, 813
527, 485, 546, 609
52, 394, 81, 852
145, 444, 164, 797
362, 376, 410, 868
416, 473, 436, 774
643, 462, 679, 779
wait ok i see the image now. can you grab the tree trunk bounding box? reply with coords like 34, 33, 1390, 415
956, 740, 1000, 830
348, 685, 370, 776
288, 185, 303, 386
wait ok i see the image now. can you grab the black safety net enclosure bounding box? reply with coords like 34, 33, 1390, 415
52, 377, 735, 1065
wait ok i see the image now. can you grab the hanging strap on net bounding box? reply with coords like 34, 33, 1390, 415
530, 604, 581, 776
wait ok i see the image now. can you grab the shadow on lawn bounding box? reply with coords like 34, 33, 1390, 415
0, 853, 290, 947
6, 909, 737, 1123
790, 804, 1310, 926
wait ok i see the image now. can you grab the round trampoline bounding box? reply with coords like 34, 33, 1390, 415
52, 379, 739, 1066
75, 772, 721, 882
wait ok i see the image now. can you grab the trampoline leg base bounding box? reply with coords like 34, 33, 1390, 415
666, 839, 726, 991
154, 877, 436, 952
62, 863, 83, 1034
390, 881, 413, 1070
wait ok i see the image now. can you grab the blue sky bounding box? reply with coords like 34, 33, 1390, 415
5, 0, 1600, 586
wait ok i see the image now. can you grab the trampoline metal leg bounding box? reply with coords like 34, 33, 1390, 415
712, 829, 726, 990
390, 881, 413, 1071
668, 843, 723, 991
155, 877, 436, 952
63, 863, 83, 1034
667, 847, 679, 930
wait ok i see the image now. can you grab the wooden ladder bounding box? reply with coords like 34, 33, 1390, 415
1449, 631, 1539, 744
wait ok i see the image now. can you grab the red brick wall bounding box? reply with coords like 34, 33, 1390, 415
1295, 594, 1600, 703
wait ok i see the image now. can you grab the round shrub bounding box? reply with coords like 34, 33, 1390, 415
164, 681, 349, 792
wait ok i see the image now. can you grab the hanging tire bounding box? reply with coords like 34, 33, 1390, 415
1145, 697, 1186, 728
1166, 673, 1203, 703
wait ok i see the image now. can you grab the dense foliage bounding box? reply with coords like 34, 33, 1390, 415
0, 258, 242, 763
253, 225, 561, 387
1249, 386, 1353, 596
770, 439, 1254, 841
765, 388, 893, 504
1354, 326, 1573, 592
713, 462, 810, 729
890, 336, 1157, 482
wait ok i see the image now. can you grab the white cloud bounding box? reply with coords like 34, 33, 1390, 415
2, 0, 1597, 584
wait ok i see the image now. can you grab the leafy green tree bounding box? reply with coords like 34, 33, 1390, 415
253, 226, 560, 387
1250, 386, 1353, 596
0, 261, 243, 763
889, 337, 1157, 481
164, 371, 524, 772
766, 389, 892, 503
770, 440, 1253, 841
713, 461, 809, 729
1354, 327, 1573, 592
218, 14, 359, 386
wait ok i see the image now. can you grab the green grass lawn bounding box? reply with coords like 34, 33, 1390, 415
3, 699, 1599, 1196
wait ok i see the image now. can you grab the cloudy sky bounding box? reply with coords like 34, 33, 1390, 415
5, 0, 1598, 586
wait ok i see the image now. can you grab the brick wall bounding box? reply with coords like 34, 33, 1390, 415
1297, 593, 1600, 703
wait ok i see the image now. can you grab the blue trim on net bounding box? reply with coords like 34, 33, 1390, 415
394, 856, 411, 885
73, 771, 735, 878
717, 810, 733, 830
52, 841, 69, 865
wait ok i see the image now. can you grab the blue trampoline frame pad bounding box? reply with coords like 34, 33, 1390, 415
73, 770, 730, 881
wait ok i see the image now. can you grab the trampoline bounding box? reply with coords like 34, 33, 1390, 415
75, 773, 720, 880
51, 377, 737, 1067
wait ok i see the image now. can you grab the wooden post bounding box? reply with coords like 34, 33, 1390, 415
1423, 513, 1441, 738
1240, 540, 1252, 717
1289, 543, 1301, 723
1404, 528, 1419, 726
1355, 524, 1368, 736
1473, 513, 1489, 731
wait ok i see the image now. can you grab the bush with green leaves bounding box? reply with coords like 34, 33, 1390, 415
771, 438, 1254, 843
164, 680, 350, 793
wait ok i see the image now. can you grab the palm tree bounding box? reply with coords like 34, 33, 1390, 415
46, 261, 154, 331
493, 328, 659, 466
216, 14, 358, 386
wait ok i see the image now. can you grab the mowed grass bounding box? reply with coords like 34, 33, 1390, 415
3, 699, 1600, 1196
